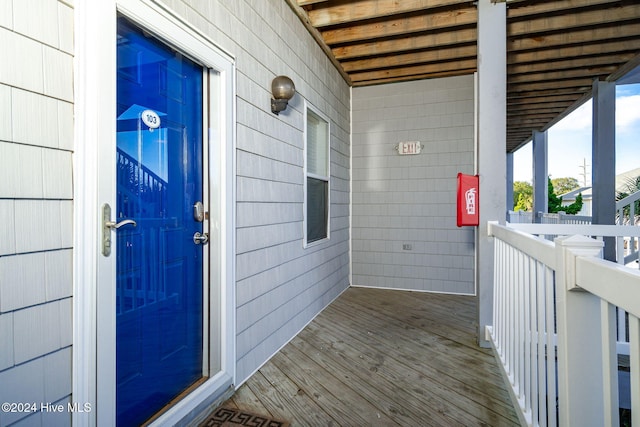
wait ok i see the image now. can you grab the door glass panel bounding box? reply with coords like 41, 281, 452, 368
116, 17, 204, 427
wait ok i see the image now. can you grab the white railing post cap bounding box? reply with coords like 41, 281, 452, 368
555, 234, 604, 250
555, 235, 603, 291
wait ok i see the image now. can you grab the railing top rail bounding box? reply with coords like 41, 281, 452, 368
488, 221, 556, 268
616, 189, 640, 209
507, 222, 640, 238
575, 256, 640, 317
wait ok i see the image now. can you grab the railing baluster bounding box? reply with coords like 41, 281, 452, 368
497, 240, 506, 364
630, 314, 640, 427
527, 256, 536, 422
545, 264, 557, 427
536, 260, 547, 427
601, 300, 619, 427
523, 253, 532, 415
508, 243, 515, 383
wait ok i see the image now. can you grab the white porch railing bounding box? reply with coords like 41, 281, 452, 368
507, 210, 593, 225
617, 190, 640, 267
487, 222, 640, 427
539, 212, 592, 225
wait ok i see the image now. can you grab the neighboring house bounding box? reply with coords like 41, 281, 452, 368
560, 169, 640, 218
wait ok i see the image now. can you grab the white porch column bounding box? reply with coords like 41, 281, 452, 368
532, 130, 548, 222
506, 151, 514, 219
592, 80, 616, 261
476, 0, 506, 347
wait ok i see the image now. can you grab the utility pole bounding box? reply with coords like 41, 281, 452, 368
578, 157, 590, 186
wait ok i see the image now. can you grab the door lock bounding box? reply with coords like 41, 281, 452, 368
193, 232, 209, 245
102, 203, 137, 257
193, 201, 206, 222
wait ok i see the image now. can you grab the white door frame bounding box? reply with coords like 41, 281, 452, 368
73, 1, 236, 425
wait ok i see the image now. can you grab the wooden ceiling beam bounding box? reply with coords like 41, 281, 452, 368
508, 53, 637, 77
297, 0, 329, 6
347, 58, 476, 79
508, 22, 640, 53
508, 39, 640, 65
508, 3, 640, 37
320, 7, 476, 45
305, 0, 472, 28
332, 27, 476, 60
341, 45, 476, 72
351, 67, 474, 85
507, 116, 559, 127
507, 0, 625, 19
507, 88, 589, 100
509, 78, 594, 93
508, 65, 619, 84
508, 95, 581, 106
508, 108, 565, 116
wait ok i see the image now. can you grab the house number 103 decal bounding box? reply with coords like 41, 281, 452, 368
141, 109, 161, 129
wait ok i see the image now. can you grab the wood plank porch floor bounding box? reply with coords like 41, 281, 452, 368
219, 287, 519, 426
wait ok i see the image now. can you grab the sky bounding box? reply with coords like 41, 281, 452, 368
513, 83, 640, 185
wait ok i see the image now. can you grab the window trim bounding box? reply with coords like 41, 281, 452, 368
303, 101, 331, 247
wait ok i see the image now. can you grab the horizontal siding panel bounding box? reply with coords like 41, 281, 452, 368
236, 202, 302, 228
236, 176, 302, 203
42, 149, 73, 199
237, 253, 348, 334
42, 46, 73, 102
236, 266, 347, 360
11, 85, 60, 149
0, 253, 46, 313
13, 301, 63, 364
13, 200, 72, 254
236, 149, 301, 184
0, 314, 13, 370
0, 162, 16, 256
0, 27, 44, 93
0, 142, 43, 198
13, 0, 58, 47
236, 222, 303, 254
43, 347, 71, 403
237, 123, 302, 165
236, 240, 302, 281
0, 357, 45, 426
0, 84, 10, 141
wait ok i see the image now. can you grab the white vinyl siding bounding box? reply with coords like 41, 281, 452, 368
0, 1, 74, 426
351, 75, 476, 295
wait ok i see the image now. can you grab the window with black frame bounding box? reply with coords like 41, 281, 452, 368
305, 106, 330, 245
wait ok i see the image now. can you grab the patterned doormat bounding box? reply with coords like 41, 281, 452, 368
199, 406, 290, 427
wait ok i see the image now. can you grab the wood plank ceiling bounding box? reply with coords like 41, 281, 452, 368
286, 0, 640, 152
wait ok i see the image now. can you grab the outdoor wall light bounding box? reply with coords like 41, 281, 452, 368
271, 75, 295, 115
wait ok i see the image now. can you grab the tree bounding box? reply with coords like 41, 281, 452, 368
548, 177, 583, 214
513, 181, 533, 211
514, 193, 530, 212
548, 178, 563, 213
551, 177, 580, 195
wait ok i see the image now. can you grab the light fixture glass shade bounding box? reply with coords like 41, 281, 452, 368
271, 75, 295, 100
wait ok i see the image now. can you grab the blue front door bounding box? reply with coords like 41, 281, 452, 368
116, 17, 205, 426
